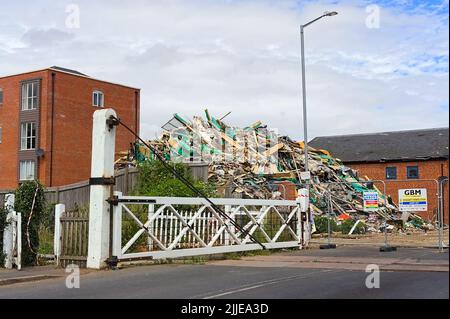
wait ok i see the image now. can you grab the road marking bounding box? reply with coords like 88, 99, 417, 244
200, 269, 339, 299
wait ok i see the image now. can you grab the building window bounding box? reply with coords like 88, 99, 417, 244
0, 126, 2, 143
93, 91, 104, 107
20, 122, 36, 150
21, 82, 39, 110
19, 160, 35, 181
407, 166, 419, 179
386, 167, 397, 180
0, 88, 3, 104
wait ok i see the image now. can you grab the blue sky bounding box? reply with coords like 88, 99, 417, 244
0, 0, 448, 140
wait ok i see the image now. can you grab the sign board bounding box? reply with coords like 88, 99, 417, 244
363, 191, 379, 212
398, 188, 427, 212
296, 188, 309, 213
300, 171, 311, 180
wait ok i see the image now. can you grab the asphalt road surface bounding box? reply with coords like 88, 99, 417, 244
0, 247, 448, 299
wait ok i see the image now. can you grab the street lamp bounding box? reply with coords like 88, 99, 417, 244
300, 11, 338, 175
300, 11, 337, 250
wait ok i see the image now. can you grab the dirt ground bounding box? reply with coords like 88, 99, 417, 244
310, 228, 450, 248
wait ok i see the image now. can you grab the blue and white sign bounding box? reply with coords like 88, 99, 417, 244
398, 188, 428, 212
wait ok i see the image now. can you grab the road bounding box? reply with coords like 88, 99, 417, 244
0, 247, 448, 299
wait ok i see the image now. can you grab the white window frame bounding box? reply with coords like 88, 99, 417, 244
21, 82, 39, 111
19, 160, 36, 181
92, 90, 104, 107
20, 122, 36, 150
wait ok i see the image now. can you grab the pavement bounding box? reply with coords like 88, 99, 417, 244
0, 246, 448, 299
0, 265, 92, 286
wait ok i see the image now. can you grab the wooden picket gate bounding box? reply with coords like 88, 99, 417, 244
59, 209, 89, 268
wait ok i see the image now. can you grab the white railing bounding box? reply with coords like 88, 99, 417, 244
112, 193, 310, 260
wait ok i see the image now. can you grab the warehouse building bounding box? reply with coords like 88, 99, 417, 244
310, 128, 449, 223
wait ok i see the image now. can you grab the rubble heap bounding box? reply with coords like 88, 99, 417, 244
116, 110, 433, 232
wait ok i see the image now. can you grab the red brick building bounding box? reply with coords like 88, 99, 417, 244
0, 66, 140, 189
310, 128, 449, 223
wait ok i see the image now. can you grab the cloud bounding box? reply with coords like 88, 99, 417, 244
0, 0, 448, 142
21, 28, 74, 48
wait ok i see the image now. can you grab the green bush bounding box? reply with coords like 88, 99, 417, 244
122, 161, 217, 253
133, 160, 216, 197
313, 215, 340, 233
340, 219, 367, 235
41, 202, 56, 232
14, 181, 46, 266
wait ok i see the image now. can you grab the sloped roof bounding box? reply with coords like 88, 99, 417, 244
309, 127, 449, 163
49, 66, 88, 77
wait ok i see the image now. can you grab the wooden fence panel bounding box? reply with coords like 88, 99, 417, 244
59, 208, 89, 268
0, 165, 208, 210
0, 168, 139, 211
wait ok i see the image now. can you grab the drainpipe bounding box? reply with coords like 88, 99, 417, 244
134, 91, 139, 139
50, 72, 55, 186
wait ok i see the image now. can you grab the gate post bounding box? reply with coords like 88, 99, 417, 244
16, 212, 21, 270
54, 204, 65, 265
87, 109, 117, 269
2, 194, 15, 269
297, 188, 309, 248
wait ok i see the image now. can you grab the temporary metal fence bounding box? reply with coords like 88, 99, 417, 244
314, 179, 447, 252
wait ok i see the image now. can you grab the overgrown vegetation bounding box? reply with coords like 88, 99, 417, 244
14, 181, 46, 266
133, 160, 216, 197
314, 215, 340, 233
340, 219, 367, 235
121, 161, 218, 254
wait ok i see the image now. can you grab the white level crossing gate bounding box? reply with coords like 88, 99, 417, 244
86, 109, 311, 269
111, 194, 308, 261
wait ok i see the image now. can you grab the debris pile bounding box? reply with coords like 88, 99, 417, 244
116, 110, 433, 233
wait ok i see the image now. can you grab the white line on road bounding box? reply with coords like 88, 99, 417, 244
200, 269, 340, 299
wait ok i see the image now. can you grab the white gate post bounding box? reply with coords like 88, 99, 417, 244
112, 191, 122, 258
54, 204, 65, 265
87, 109, 117, 269
297, 188, 309, 248
3, 194, 15, 269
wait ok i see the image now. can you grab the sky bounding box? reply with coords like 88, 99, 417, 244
0, 0, 448, 141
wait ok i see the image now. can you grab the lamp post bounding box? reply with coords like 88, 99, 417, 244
300, 11, 337, 250
300, 11, 338, 175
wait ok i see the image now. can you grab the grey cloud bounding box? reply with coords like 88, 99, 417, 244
21, 28, 74, 48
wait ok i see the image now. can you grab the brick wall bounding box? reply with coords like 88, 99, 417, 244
0, 70, 49, 189
349, 159, 449, 224
48, 70, 140, 186
0, 69, 140, 189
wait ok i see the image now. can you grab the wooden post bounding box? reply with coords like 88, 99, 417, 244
16, 213, 21, 270
54, 204, 65, 265
55, 187, 60, 204
124, 167, 129, 194
87, 109, 117, 269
